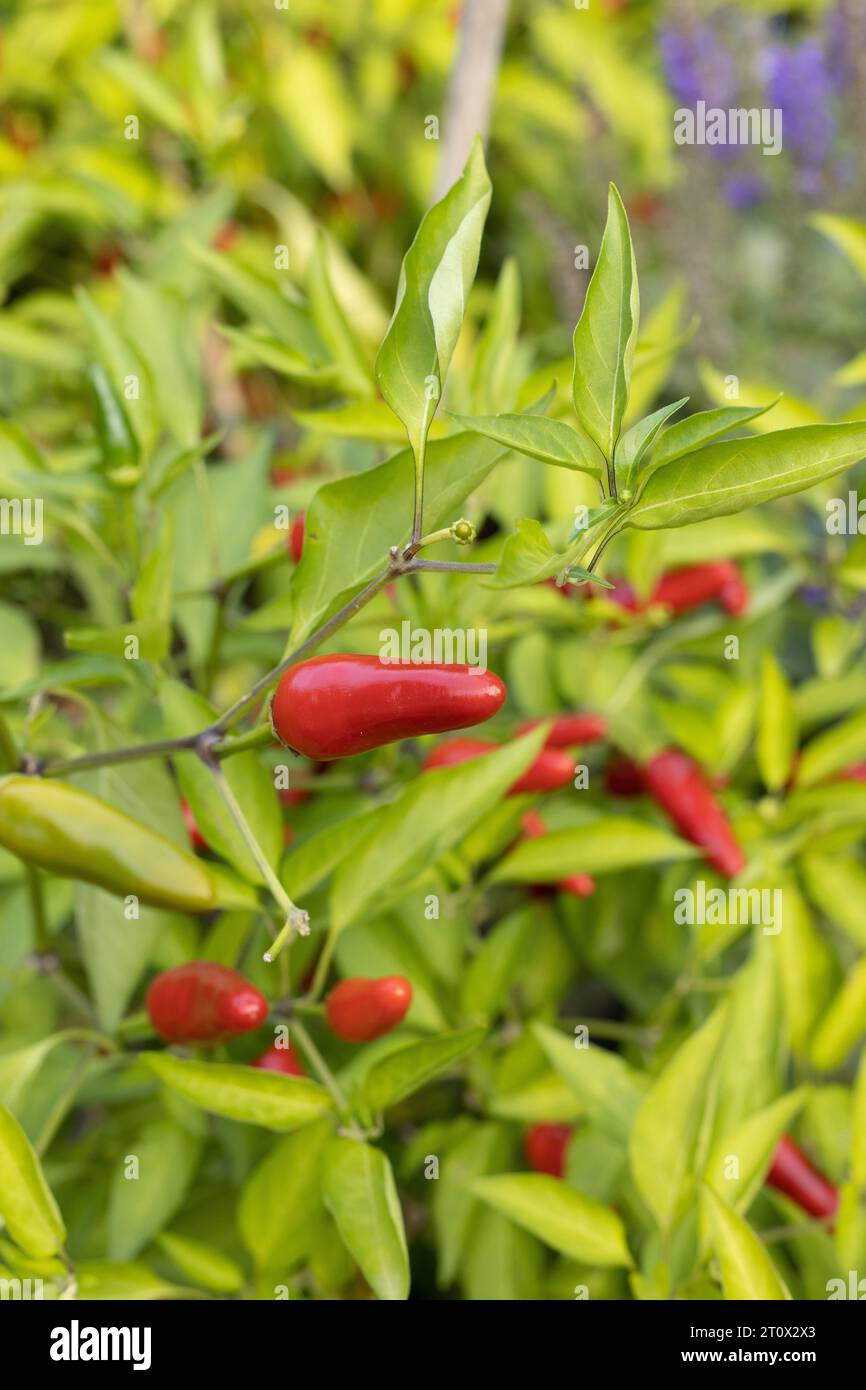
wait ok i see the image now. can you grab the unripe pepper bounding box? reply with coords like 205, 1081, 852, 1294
765, 1135, 838, 1222
271, 657, 506, 760
250, 1042, 305, 1076
521, 811, 595, 897
147, 962, 268, 1044
644, 748, 745, 877
422, 738, 573, 794
0, 775, 216, 913
517, 713, 608, 748
524, 1124, 573, 1178
325, 975, 412, 1043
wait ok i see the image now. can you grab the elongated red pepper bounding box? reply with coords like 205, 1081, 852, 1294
765, 1135, 838, 1222
325, 976, 412, 1043
181, 798, 208, 853
521, 811, 595, 897
644, 747, 745, 877
524, 1124, 573, 1178
251, 1042, 305, 1076
146, 963, 268, 1044
288, 511, 305, 564
605, 755, 646, 797
517, 713, 608, 747
271, 656, 506, 760
422, 738, 573, 793
651, 563, 745, 615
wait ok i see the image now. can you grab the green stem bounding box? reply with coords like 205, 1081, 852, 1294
35, 1051, 97, 1155
291, 1018, 351, 1119
307, 932, 337, 1002
26, 867, 50, 953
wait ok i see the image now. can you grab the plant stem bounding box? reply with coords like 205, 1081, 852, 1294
291, 1017, 351, 1119
202, 756, 309, 953
405, 559, 497, 574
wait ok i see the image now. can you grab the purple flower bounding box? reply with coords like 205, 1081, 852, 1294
723, 173, 767, 211
659, 24, 738, 108
764, 40, 836, 167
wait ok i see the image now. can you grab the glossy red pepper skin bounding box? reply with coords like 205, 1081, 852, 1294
271, 657, 506, 761
325, 976, 412, 1043
517, 713, 608, 747
250, 1043, 305, 1076
289, 511, 305, 564
524, 1124, 573, 1178
644, 748, 745, 877
651, 563, 741, 615
605, 755, 646, 797
422, 738, 573, 794
765, 1135, 838, 1222
146, 963, 268, 1044
521, 811, 595, 897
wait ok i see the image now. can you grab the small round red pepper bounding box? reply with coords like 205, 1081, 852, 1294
146, 963, 268, 1044
644, 747, 745, 877
422, 738, 573, 794
765, 1135, 839, 1222
272, 657, 506, 760
524, 1124, 573, 1178
325, 976, 413, 1043
517, 713, 608, 748
521, 811, 595, 897
250, 1042, 305, 1076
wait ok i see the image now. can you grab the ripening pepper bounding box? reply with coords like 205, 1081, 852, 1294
422, 738, 573, 794
147, 963, 268, 1044
644, 748, 745, 877
0, 775, 217, 913
765, 1135, 838, 1222
524, 1124, 573, 1178
325, 976, 413, 1043
521, 811, 595, 897
517, 713, 608, 748
250, 1042, 305, 1076
271, 656, 506, 760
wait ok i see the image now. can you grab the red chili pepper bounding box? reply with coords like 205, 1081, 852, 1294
838, 762, 866, 784
765, 1135, 838, 1222
644, 747, 745, 877
250, 1043, 305, 1077
212, 221, 241, 254
524, 1124, 573, 1178
521, 811, 595, 897
272, 657, 506, 760
605, 755, 646, 797
517, 713, 608, 747
422, 738, 573, 794
288, 511, 305, 564
278, 787, 309, 807
650, 563, 748, 617
146, 963, 268, 1044
719, 575, 750, 616
325, 976, 413, 1043
180, 798, 208, 854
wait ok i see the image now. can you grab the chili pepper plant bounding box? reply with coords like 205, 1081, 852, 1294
1, 81, 866, 1304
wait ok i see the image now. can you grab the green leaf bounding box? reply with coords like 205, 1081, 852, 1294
293, 399, 446, 442
614, 397, 688, 495
107, 1118, 201, 1260
290, 430, 504, 644
811, 960, 866, 1072
65, 619, 170, 663
449, 412, 603, 476
118, 271, 202, 450
375, 138, 491, 453
329, 726, 547, 935
629, 423, 866, 530
308, 232, 373, 396
460, 909, 532, 1021
188, 241, 322, 361
471, 1174, 632, 1267
531, 1022, 646, 1142
0, 1101, 65, 1258
702, 1186, 790, 1300
362, 1028, 485, 1110
488, 1073, 583, 1124
239, 1118, 332, 1270
490, 818, 697, 884
704, 1089, 810, 1216
76, 888, 165, 1033
572, 184, 640, 463
432, 1121, 510, 1287
800, 854, 866, 949
629, 1004, 728, 1231
649, 402, 779, 470
776, 881, 836, 1057
322, 1139, 409, 1300
142, 1054, 333, 1132
797, 708, 866, 788
155, 1232, 244, 1295
811, 212, 866, 283
756, 653, 798, 792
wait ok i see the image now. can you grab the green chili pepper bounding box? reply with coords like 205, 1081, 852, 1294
0, 1101, 66, 1258
0, 775, 217, 913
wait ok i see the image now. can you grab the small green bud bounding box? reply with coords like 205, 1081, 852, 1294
451, 518, 476, 545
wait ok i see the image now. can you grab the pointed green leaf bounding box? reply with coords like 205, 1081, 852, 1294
650, 402, 779, 471
702, 1186, 790, 1300
614, 397, 688, 494
142, 1054, 333, 1131
756, 653, 798, 792
322, 1139, 409, 1300
450, 412, 603, 476
363, 1028, 485, 1110
0, 1101, 65, 1258
472, 1174, 632, 1267
531, 1022, 646, 1142
490, 819, 697, 883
